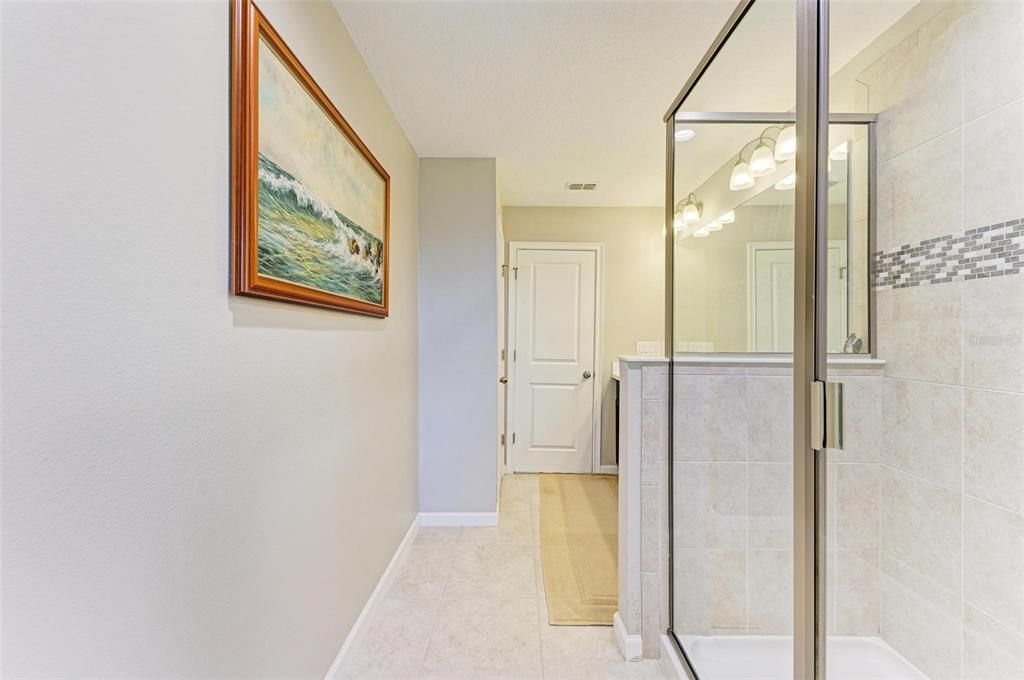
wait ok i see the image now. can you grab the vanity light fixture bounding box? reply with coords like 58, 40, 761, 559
681, 193, 702, 223
719, 210, 736, 224
675, 128, 696, 142
774, 173, 796, 191
706, 219, 723, 232
749, 134, 777, 177
693, 226, 710, 238
729, 159, 755, 191
775, 125, 796, 161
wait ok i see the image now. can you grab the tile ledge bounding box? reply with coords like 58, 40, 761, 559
618, 353, 886, 369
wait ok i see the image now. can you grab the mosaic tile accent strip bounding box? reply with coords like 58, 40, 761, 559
873, 218, 1024, 290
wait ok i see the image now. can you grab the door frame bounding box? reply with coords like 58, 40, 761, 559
505, 241, 605, 475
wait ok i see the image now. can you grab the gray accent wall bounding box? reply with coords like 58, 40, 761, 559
418, 158, 500, 512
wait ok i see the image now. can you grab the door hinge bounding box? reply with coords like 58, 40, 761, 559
512, 432, 516, 444
501, 348, 506, 361
501, 433, 506, 446
811, 380, 845, 451
513, 349, 517, 362
501, 264, 508, 277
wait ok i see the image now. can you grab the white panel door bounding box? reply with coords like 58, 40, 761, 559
512, 248, 597, 473
751, 243, 847, 352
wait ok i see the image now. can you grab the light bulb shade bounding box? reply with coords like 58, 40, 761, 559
729, 162, 755, 191
706, 220, 723, 232
774, 173, 796, 191
682, 202, 701, 224
675, 128, 696, 142
775, 126, 796, 161
829, 141, 848, 160
673, 211, 684, 230
749, 143, 777, 177
719, 210, 736, 224
693, 227, 710, 238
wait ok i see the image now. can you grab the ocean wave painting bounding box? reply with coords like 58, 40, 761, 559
252, 33, 388, 309
257, 153, 383, 304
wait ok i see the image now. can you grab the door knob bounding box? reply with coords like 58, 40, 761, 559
499, 377, 508, 384
582, 370, 592, 380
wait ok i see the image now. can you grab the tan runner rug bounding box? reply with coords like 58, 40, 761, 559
539, 473, 618, 625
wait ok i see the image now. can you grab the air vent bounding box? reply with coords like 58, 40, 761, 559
565, 182, 598, 191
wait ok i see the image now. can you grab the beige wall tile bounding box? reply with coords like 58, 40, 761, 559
964, 388, 1024, 513
832, 376, 882, 463
673, 548, 746, 636
836, 463, 881, 550
963, 604, 1024, 680
963, 275, 1024, 393
881, 466, 963, 594
674, 461, 747, 549
880, 552, 963, 680
877, 284, 963, 385
641, 485, 660, 574
746, 376, 793, 463
641, 399, 666, 485
834, 550, 880, 635
877, 129, 963, 252
748, 550, 793, 635
642, 366, 668, 401
674, 375, 747, 461
964, 101, 1024, 229
748, 462, 792, 549
883, 378, 964, 492
962, 1, 1023, 122
641, 572, 661, 658
964, 497, 1024, 633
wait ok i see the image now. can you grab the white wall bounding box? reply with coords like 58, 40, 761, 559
502, 206, 664, 467
1, 1, 420, 675
418, 158, 499, 512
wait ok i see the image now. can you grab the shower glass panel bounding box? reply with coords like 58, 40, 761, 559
667, 1, 1024, 679
667, 1, 799, 677
826, 2, 1024, 680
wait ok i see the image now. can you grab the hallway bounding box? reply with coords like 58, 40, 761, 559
338, 475, 666, 679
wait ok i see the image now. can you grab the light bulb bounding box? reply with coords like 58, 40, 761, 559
693, 227, 710, 238
673, 211, 684, 230
749, 143, 777, 177
829, 141, 848, 160
774, 173, 796, 191
682, 201, 701, 224
706, 220, 723, 232
675, 128, 696, 142
730, 161, 754, 191
719, 210, 736, 224
775, 126, 796, 161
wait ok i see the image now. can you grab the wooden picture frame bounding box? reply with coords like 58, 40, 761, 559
231, 0, 390, 317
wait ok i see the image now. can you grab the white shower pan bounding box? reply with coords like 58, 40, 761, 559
677, 635, 927, 680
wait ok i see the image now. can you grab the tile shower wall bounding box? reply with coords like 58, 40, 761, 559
859, 2, 1024, 678
671, 362, 884, 638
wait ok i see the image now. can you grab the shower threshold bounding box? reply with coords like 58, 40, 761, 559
677, 635, 927, 680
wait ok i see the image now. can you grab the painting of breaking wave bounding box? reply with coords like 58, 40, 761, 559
256, 36, 386, 307
257, 153, 383, 303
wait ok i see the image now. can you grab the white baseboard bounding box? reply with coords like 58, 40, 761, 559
600, 464, 619, 475
419, 511, 498, 527
324, 515, 421, 680
660, 634, 688, 680
613, 611, 643, 662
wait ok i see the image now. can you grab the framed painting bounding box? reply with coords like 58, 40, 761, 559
231, 0, 390, 316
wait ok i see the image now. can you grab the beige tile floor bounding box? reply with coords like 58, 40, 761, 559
338, 474, 667, 680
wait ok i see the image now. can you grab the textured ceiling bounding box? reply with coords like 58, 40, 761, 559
333, 1, 916, 207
